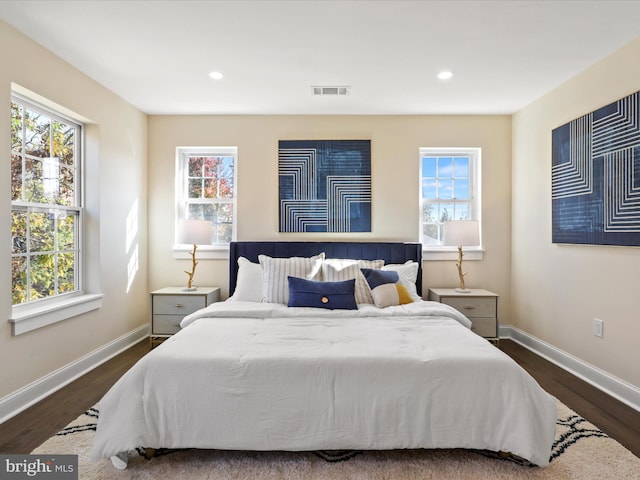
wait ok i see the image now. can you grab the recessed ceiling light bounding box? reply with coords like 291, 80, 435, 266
208, 71, 224, 80
437, 71, 453, 80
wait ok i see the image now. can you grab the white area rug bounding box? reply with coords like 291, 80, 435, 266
32, 401, 640, 479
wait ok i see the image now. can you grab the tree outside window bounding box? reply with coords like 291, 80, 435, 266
420, 148, 480, 246
10, 97, 81, 305
177, 147, 237, 245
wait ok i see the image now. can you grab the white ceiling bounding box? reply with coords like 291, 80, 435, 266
2, 0, 640, 115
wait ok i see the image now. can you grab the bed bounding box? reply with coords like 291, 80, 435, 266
91, 241, 557, 468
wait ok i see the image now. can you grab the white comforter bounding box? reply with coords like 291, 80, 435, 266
91, 301, 557, 467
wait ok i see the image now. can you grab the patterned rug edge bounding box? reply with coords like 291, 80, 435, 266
48, 400, 635, 468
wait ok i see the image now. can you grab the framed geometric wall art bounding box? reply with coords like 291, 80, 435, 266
278, 139, 371, 233
552, 90, 640, 246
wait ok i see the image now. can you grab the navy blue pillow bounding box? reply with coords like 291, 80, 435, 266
287, 276, 358, 310
361, 268, 399, 289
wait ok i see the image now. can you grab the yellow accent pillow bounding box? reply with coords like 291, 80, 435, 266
396, 283, 413, 304
370, 282, 414, 308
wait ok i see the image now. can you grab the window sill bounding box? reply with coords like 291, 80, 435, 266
173, 244, 230, 260
9, 293, 104, 336
422, 248, 484, 261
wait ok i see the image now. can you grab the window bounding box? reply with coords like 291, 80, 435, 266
420, 147, 481, 250
175, 147, 237, 250
11, 95, 82, 305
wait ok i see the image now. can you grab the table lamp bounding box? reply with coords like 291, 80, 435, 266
178, 219, 211, 291
443, 220, 479, 293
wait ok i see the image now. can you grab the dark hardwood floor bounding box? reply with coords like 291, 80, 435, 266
0, 339, 638, 458
499, 340, 640, 458
0, 339, 149, 454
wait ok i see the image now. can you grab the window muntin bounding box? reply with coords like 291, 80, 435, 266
420, 148, 480, 247
11, 95, 82, 305
177, 147, 237, 245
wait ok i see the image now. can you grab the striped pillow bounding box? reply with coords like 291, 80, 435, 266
259, 253, 325, 304
322, 258, 384, 304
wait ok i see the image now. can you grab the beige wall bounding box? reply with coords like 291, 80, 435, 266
511, 37, 640, 388
148, 114, 512, 315
0, 21, 149, 397
3, 6, 638, 421
5, 10, 638, 412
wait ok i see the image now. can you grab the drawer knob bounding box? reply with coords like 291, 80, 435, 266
463, 306, 476, 310
173, 304, 184, 308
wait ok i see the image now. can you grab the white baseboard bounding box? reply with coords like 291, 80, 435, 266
0, 324, 149, 424
500, 324, 640, 413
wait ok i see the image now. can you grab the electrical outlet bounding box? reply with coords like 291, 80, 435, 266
593, 318, 604, 338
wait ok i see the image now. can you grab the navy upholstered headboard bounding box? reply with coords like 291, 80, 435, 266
229, 241, 422, 297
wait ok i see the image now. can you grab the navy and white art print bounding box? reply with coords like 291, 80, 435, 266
278, 140, 371, 233
552, 90, 640, 246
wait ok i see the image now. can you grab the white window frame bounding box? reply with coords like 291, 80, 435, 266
174, 146, 238, 260
9, 92, 102, 335
419, 147, 483, 261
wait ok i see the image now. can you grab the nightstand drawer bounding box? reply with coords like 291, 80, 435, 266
428, 288, 499, 342
152, 315, 184, 335
152, 295, 205, 315
470, 317, 497, 338
150, 287, 221, 348
440, 297, 496, 317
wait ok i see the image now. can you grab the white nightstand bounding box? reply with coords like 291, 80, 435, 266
150, 287, 220, 347
428, 288, 499, 342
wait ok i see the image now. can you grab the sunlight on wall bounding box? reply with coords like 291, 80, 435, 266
127, 245, 139, 293
126, 198, 139, 292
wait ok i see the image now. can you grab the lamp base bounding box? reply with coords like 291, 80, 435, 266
182, 286, 198, 292
455, 288, 471, 294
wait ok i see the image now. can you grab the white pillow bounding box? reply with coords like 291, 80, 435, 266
381, 260, 421, 301
322, 258, 384, 304
259, 253, 325, 304
227, 257, 263, 302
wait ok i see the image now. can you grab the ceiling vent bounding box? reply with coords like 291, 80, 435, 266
311, 86, 351, 96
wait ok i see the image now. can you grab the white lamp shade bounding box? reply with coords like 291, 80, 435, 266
178, 219, 211, 245
443, 220, 479, 247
